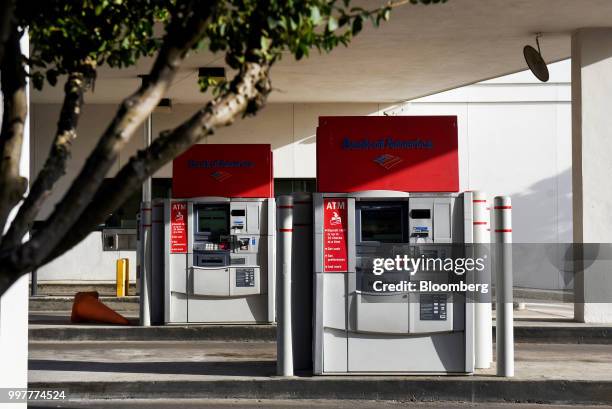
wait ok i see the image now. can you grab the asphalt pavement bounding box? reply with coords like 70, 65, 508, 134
27, 398, 612, 409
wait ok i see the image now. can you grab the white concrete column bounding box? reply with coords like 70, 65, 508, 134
0, 32, 30, 408
572, 28, 612, 323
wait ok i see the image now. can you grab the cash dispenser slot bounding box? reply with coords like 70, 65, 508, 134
194, 251, 229, 267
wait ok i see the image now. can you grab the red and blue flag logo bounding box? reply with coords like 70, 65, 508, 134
210, 170, 232, 182
373, 154, 403, 170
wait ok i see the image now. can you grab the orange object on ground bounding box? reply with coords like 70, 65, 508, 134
71, 291, 130, 325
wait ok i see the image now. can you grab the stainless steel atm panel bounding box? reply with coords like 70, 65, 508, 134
155, 197, 275, 324
312, 191, 474, 374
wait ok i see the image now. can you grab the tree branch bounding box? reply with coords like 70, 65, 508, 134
45, 62, 270, 265
0, 26, 27, 234
1, 64, 95, 249
0, 2, 216, 293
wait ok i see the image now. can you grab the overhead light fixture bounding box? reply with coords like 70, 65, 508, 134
198, 67, 226, 83
523, 33, 549, 82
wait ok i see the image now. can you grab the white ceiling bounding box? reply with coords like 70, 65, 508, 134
31, 0, 612, 104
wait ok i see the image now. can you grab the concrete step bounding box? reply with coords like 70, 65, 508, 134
31, 282, 138, 296
29, 324, 277, 342
27, 322, 611, 343
27, 341, 612, 405
29, 295, 139, 312
513, 287, 573, 303
26, 378, 612, 405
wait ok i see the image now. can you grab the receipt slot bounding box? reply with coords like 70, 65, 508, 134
150, 144, 275, 324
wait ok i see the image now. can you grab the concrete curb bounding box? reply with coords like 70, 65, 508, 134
509, 326, 612, 344
29, 296, 139, 312
31, 282, 137, 297
28, 324, 611, 344
27, 378, 612, 405
29, 325, 277, 342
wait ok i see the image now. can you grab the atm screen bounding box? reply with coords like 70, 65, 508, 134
359, 203, 406, 243
196, 205, 229, 240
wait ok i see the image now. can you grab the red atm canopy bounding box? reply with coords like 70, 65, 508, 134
316, 116, 458, 193
172, 144, 273, 198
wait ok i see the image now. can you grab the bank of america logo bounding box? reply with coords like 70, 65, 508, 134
210, 171, 232, 182
373, 154, 403, 170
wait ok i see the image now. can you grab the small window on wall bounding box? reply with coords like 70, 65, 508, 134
102, 178, 173, 229
274, 178, 316, 196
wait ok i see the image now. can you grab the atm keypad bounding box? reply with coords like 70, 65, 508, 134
419, 294, 447, 321
235, 268, 255, 287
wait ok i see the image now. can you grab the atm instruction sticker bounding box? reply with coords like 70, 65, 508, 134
323, 198, 348, 272
170, 201, 188, 253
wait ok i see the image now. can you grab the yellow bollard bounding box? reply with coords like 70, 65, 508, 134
116, 258, 129, 297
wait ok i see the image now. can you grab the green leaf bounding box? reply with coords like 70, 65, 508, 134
260, 36, 272, 52
327, 16, 338, 32
267, 17, 278, 29
310, 6, 322, 25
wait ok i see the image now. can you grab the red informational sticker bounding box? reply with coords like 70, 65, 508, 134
323, 198, 348, 272
170, 201, 188, 253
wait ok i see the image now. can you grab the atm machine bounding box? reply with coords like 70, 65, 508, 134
311, 191, 473, 374
151, 144, 275, 324
297, 116, 475, 374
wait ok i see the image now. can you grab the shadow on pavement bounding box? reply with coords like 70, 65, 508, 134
28, 359, 276, 377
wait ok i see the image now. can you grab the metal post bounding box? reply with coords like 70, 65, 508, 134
143, 114, 152, 202
139, 109, 153, 326
494, 196, 514, 377
473, 191, 492, 369
139, 201, 152, 326
30, 269, 37, 297
277, 195, 294, 376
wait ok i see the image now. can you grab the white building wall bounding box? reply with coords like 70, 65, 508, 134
31, 61, 572, 289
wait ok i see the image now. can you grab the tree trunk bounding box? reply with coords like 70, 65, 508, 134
1, 66, 94, 249
0, 27, 27, 234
